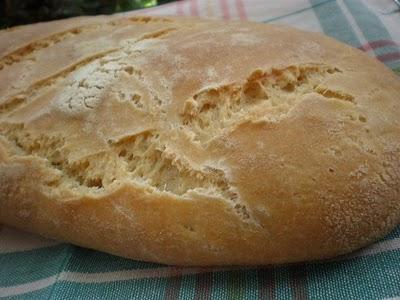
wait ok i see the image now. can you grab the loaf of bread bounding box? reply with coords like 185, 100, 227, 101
0, 15, 399, 266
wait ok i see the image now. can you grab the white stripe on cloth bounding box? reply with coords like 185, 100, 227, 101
0, 227, 60, 254
243, 0, 318, 23
363, 0, 400, 43
0, 275, 58, 298
58, 266, 242, 283
1, 237, 399, 297
336, 0, 369, 46
267, 2, 323, 33
0, 267, 245, 297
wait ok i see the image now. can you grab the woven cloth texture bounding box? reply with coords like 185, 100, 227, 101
0, 0, 399, 299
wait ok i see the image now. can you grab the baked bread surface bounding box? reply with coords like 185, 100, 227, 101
0, 15, 399, 265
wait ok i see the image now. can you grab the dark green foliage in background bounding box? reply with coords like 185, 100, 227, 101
1, 0, 175, 28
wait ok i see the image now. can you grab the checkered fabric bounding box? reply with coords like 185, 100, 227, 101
1, 0, 399, 299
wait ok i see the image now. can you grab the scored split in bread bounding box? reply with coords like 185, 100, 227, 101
0, 16, 399, 266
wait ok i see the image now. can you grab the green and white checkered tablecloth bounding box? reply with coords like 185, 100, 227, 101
1, 0, 399, 299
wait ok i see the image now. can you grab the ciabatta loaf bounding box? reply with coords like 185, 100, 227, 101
0, 16, 399, 265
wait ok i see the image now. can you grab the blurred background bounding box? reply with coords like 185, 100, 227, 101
0, 0, 175, 28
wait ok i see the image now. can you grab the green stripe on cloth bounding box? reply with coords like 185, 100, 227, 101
1, 240, 400, 299
177, 274, 196, 300
227, 270, 246, 300
48, 245, 74, 299
343, 0, 399, 54
309, 0, 361, 47
305, 250, 400, 300
211, 271, 234, 299
211, 270, 260, 300
242, 270, 258, 299
51, 277, 170, 299
0, 245, 67, 286
386, 225, 400, 240
274, 266, 292, 300
206, 269, 260, 300
343, 0, 400, 69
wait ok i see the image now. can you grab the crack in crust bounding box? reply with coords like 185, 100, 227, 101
180, 64, 350, 143
0, 49, 118, 115
0, 23, 179, 117
0, 123, 255, 223
0, 61, 355, 226
0, 16, 174, 71
0, 27, 90, 70
0, 23, 373, 229
0, 123, 110, 191
137, 28, 177, 42
111, 131, 254, 223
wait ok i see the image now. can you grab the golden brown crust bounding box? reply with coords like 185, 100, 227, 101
0, 15, 399, 266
